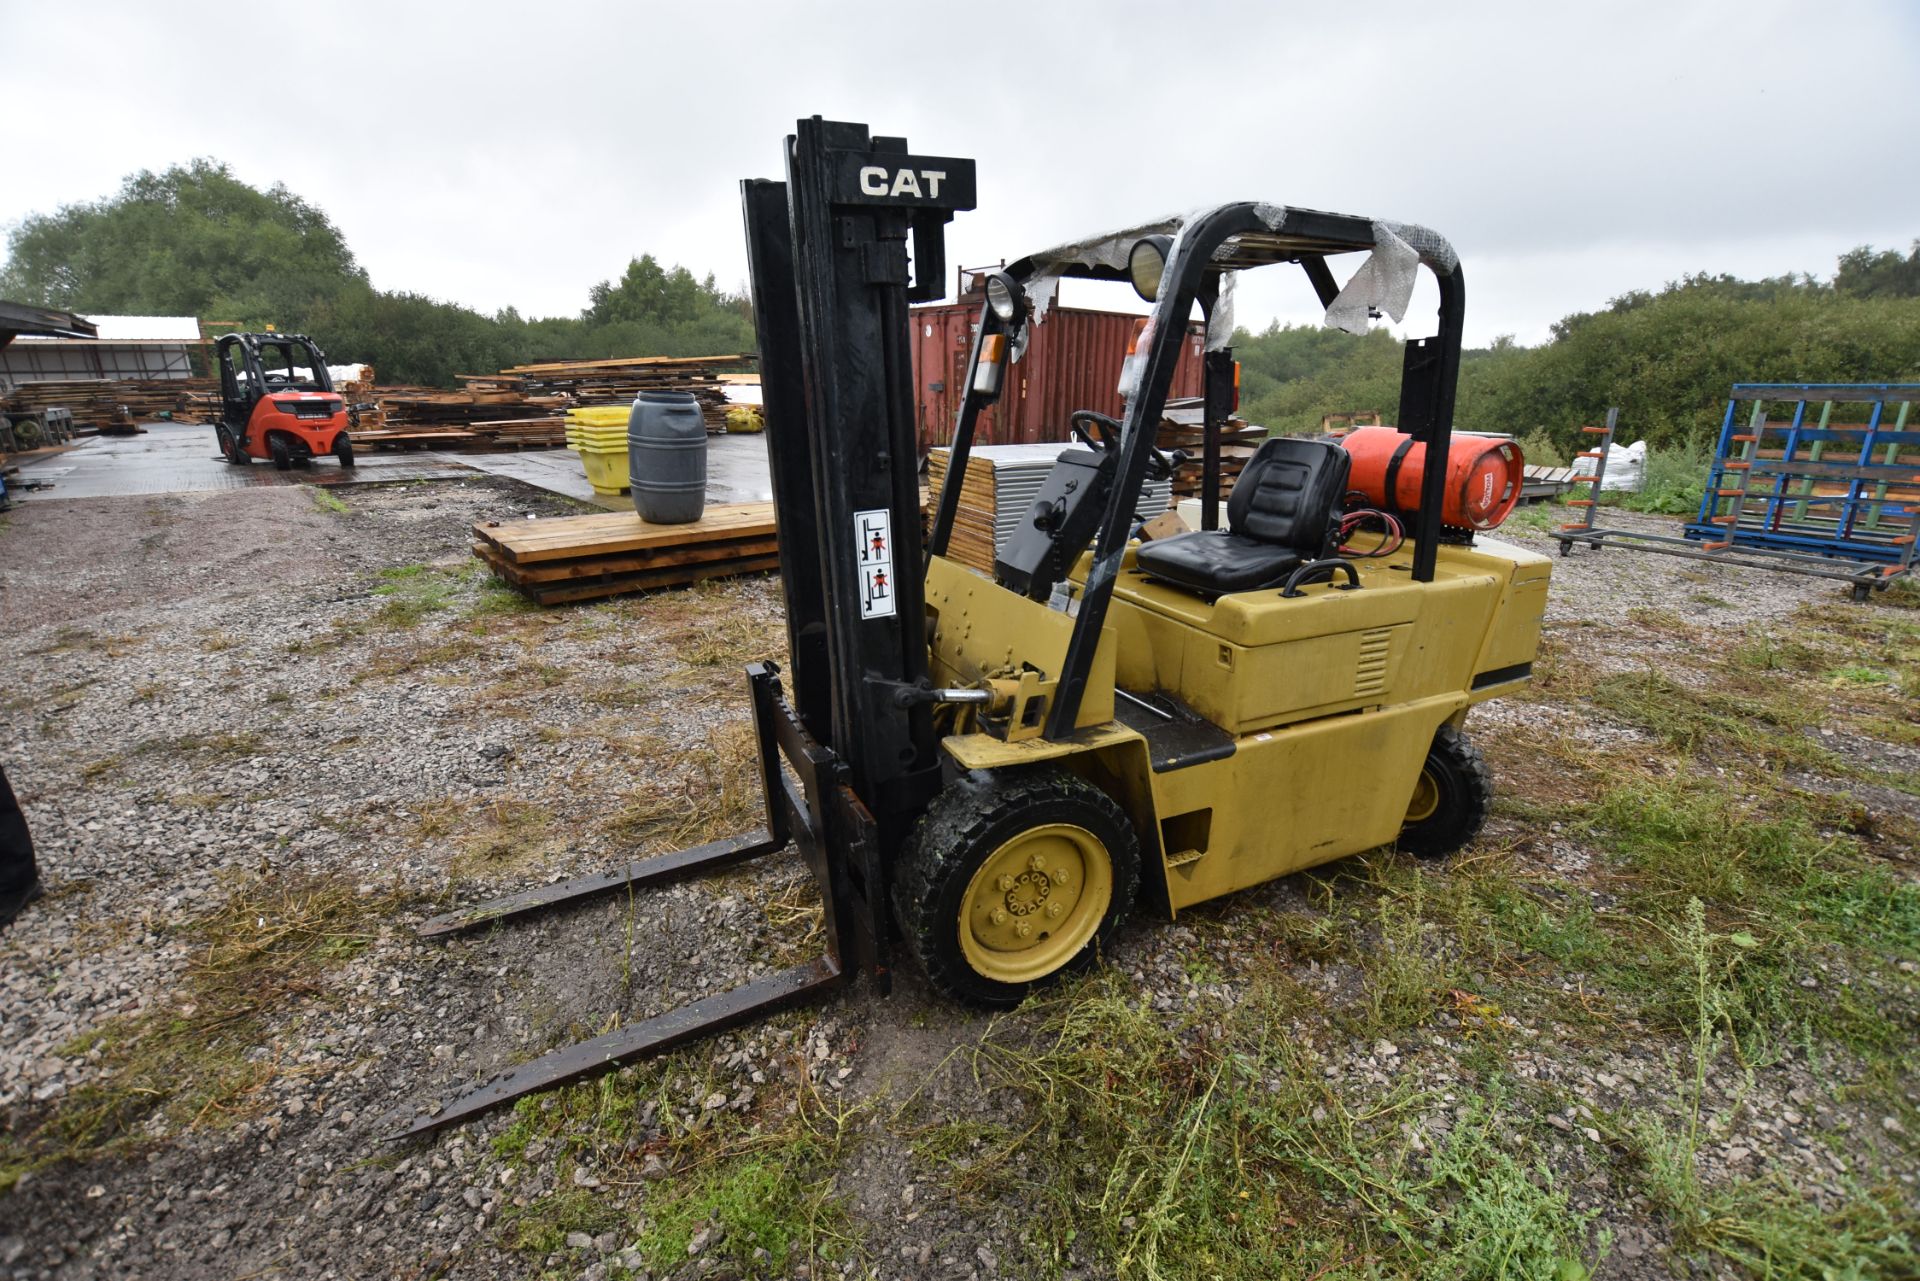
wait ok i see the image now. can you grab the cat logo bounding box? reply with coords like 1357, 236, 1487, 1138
858, 166, 948, 200
833, 152, 977, 210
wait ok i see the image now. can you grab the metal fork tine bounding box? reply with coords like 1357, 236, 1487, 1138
386, 956, 846, 1141
415, 830, 782, 939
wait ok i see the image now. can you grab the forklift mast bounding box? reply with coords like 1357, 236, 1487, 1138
390, 121, 980, 1140
742, 119, 976, 854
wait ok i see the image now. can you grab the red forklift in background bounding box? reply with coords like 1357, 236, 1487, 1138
213, 332, 354, 469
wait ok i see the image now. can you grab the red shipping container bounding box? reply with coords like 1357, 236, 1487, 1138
910, 302, 1207, 456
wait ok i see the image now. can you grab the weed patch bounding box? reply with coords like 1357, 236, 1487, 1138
603, 722, 762, 852
914, 976, 1606, 1280
1610, 901, 1918, 1276
453, 800, 559, 876
1586, 777, 1920, 1056
371, 564, 461, 626
3, 874, 403, 1187
490, 1033, 857, 1276
358, 635, 484, 681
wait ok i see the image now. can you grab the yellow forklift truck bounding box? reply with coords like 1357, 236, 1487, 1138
392, 119, 1548, 1138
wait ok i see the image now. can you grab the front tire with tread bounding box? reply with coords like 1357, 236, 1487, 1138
1396, 725, 1492, 859
270, 436, 292, 471
894, 767, 1140, 1008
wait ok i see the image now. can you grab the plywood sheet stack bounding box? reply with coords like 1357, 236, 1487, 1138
928, 443, 1172, 575
1156, 397, 1269, 500
472, 502, 778, 605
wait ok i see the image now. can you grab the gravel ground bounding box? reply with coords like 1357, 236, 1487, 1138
1, 482, 1913, 1280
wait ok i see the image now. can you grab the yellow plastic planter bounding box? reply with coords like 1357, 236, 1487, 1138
567, 405, 631, 429
578, 446, 631, 495
566, 427, 630, 449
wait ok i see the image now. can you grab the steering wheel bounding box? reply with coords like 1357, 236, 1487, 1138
1069, 409, 1120, 452
1068, 408, 1186, 481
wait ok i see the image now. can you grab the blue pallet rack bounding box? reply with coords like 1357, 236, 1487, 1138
1555, 388, 1917, 601
1684, 384, 1918, 569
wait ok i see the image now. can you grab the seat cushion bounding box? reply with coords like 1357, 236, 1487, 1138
1228, 436, 1352, 550
1134, 531, 1304, 595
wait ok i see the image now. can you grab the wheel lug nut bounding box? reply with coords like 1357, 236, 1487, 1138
998, 874, 1015, 892
1014, 921, 1032, 938
1029, 854, 1046, 871
1047, 901, 1064, 918
1052, 869, 1069, 883
990, 908, 1007, 925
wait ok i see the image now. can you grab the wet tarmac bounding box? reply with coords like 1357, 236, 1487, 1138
9, 422, 775, 508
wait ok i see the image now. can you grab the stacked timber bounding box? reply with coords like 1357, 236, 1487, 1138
472, 502, 778, 605
1155, 397, 1268, 500
1, 378, 218, 433
928, 443, 1172, 575
365, 355, 750, 444
486, 354, 753, 431
373, 387, 571, 448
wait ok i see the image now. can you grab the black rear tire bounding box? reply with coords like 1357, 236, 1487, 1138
1397, 725, 1493, 859
894, 767, 1140, 1008
270, 437, 292, 471
335, 437, 356, 468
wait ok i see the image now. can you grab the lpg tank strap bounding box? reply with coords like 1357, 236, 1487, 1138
1380, 434, 1418, 521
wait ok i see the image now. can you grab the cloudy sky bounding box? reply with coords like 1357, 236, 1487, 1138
4, 1, 1915, 345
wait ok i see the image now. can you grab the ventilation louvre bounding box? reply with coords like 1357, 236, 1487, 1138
1354, 628, 1392, 698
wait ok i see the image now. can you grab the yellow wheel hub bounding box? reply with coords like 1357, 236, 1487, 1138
958, 823, 1112, 984
1405, 768, 1441, 824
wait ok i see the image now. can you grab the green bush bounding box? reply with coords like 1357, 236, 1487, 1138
1514, 428, 1566, 468
1612, 440, 1711, 515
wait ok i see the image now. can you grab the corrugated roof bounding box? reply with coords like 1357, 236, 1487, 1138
11, 315, 201, 343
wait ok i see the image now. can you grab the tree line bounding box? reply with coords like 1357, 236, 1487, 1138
4, 159, 1916, 447
1234, 246, 1920, 455
0, 160, 756, 386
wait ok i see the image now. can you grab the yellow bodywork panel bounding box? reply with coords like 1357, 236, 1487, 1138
1147, 695, 1458, 910
925, 554, 1116, 732
921, 536, 1549, 917
1103, 541, 1546, 735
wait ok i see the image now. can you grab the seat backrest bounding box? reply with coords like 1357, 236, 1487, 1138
1226, 436, 1351, 553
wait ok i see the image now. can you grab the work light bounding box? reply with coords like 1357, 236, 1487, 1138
983, 271, 1025, 324
1128, 236, 1173, 303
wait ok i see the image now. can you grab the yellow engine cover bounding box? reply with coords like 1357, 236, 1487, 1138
926, 536, 1550, 915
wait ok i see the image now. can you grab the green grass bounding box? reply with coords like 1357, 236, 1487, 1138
309, 488, 350, 515
497, 1188, 624, 1257
906, 974, 1607, 1280
1585, 776, 1920, 1058
1582, 668, 1839, 774
1505, 500, 1573, 533
487, 1033, 858, 1276
1604, 900, 1917, 1278
632, 1148, 851, 1272
371, 564, 461, 625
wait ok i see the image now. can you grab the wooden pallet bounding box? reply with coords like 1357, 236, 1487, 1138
472, 502, 778, 604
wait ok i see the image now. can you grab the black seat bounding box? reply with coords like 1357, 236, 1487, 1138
1135, 436, 1351, 594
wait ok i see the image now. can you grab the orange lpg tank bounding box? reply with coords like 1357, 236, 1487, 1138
1339, 426, 1523, 531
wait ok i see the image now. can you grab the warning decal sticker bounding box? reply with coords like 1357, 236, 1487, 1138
855, 508, 896, 619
